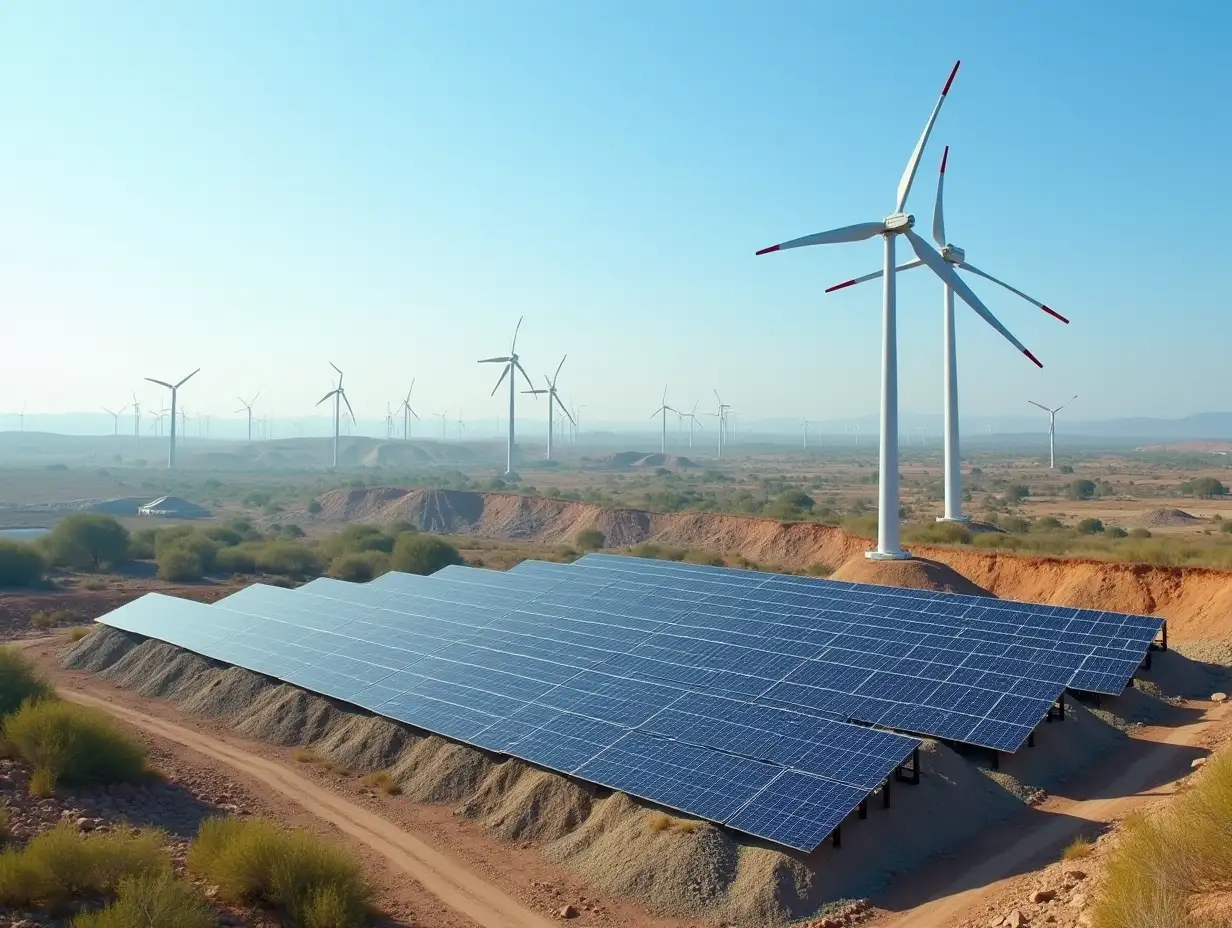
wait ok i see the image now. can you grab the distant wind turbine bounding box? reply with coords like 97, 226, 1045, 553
478, 316, 536, 475
131, 393, 141, 437
682, 401, 704, 449
384, 403, 396, 440
102, 405, 129, 436
398, 381, 420, 440
706, 391, 731, 459
1029, 396, 1077, 470
314, 363, 354, 468
433, 411, 448, 441
236, 393, 260, 442
649, 386, 676, 455
522, 356, 574, 461
18, 403, 25, 433
145, 369, 199, 469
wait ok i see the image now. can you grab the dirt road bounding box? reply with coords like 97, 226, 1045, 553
63, 689, 554, 928
875, 703, 1229, 927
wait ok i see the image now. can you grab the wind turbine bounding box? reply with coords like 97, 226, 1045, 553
384, 403, 396, 440
1029, 396, 1077, 470
706, 391, 731, 459
102, 405, 129, 436
456, 410, 467, 440
144, 369, 199, 469
756, 60, 1044, 560
573, 404, 586, 445
826, 145, 1066, 523
801, 417, 811, 450
478, 316, 536, 475
314, 363, 354, 468
682, 401, 704, 449
398, 381, 420, 440
18, 403, 26, 432
649, 386, 675, 455
522, 356, 574, 461
236, 393, 260, 442
147, 409, 168, 437
130, 393, 141, 437
433, 411, 448, 441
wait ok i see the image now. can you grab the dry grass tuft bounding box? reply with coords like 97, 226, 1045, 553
645, 812, 701, 835
292, 748, 320, 763
4, 699, 147, 788
68, 627, 91, 643
1063, 836, 1095, 861
28, 766, 57, 798
70, 870, 214, 928
362, 771, 401, 796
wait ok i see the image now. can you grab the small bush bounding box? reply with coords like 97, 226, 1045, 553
307, 500, 323, 515
903, 522, 973, 545
216, 545, 257, 574
69, 627, 91, 643
0, 648, 53, 717
681, 550, 724, 567
389, 535, 462, 576
155, 544, 203, 581
0, 822, 168, 906
253, 541, 323, 579
1062, 836, 1095, 860
30, 609, 76, 630
1065, 479, 1097, 501
292, 749, 322, 764
1105, 526, 1128, 539
4, 700, 147, 787
188, 817, 373, 928
329, 552, 389, 582
1076, 518, 1105, 535
576, 529, 605, 551
0, 541, 46, 587
42, 515, 130, 571
71, 870, 214, 928
1128, 527, 1152, 539
362, 771, 401, 796
0, 804, 9, 844
29, 766, 57, 797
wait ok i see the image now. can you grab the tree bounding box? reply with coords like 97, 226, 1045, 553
306, 499, 323, 515
389, 535, 462, 575
1183, 477, 1228, 499
1076, 518, 1105, 535
0, 542, 46, 587
43, 514, 130, 570
156, 545, 203, 581
576, 529, 605, 551
775, 489, 816, 511
1064, 479, 1097, 501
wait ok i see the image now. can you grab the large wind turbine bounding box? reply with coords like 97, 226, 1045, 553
649, 386, 675, 455
236, 393, 260, 442
144, 369, 199, 469
398, 381, 420, 440
707, 391, 731, 459
522, 356, 574, 461
478, 316, 536, 476
682, 401, 704, 449
1029, 396, 1077, 470
130, 392, 141, 438
315, 363, 354, 468
756, 60, 1044, 560
102, 405, 129, 436
826, 145, 1067, 523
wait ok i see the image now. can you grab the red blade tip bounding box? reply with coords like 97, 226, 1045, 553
941, 60, 960, 96
755, 244, 780, 256
1023, 348, 1043, 368
1041, 305, 1070, 324
940, 145, 949, 174
825, 279, 857, 293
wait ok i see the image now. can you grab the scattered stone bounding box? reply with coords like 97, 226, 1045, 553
1064, 869, 1087, 881
1191, 757, 1208, 769
989, 917, 1006, 927
1005, 911, 1028, 928
1071, 894, 1087, 909
558, 904, 579, 919
75, 816, 95, 831
1030, 889, 1057, 904
1212, 692, 1227, 704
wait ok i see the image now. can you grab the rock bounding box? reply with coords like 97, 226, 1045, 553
1031, 889, 1057, 904
1212, 692, 1227, 703
989, 917, 1006, 927
1064, 869, 1087, 881
1005, 911, 1028, 928
1071, 894, 1087, 909
76, 816, 95, 831
558, 904, 579, 919
1192, 757, 1208, 769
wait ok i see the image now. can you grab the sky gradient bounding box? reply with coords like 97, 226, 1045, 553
2, 2, 1228, 430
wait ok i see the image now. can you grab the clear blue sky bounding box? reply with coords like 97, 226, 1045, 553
1, 1, 1227, 429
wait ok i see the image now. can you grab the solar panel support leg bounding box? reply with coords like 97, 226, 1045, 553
832, 827, 841, 850
1162, 621, 1168, 652
859, 798, 868, 820
883, 780, 891, 809
989, 748, 1000, 771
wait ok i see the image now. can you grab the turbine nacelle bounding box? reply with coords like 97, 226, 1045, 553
883, 212, 914, 232
940, 243, 966, 264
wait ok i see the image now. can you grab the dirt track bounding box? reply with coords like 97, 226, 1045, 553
62, 688, 553, 928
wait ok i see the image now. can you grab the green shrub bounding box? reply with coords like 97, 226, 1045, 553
42, 515, 130, 570
0, 648, 53, 717
30, 609, 76, 630
1180, 476, 1228, 499
253, 541, 323, 578
681, 550, 724, 567
1222, 521, 1232, 534
903, 522, 973, 545
71, 870, 214, 928
201, 526, 244, 547
389, 535, 461, 576
1065, 479, 1097, 501
155, 545, 203, 582
327, 525, 394, 558
4, 699, 147, 786
329, 552, 389, 582
307, 500, 323, 515
0, 541, 46, 587
0, 822, 168, 906
216, 545, 257, 574
1076, 518, 1105, 535
128, 529, 158, 559
1105, 526, 1128, 538
188, 817, 373, 927
29, 766, 57, 797
576, 529, 605, 551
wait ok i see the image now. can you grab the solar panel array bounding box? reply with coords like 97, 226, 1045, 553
94, 552, 1162, 852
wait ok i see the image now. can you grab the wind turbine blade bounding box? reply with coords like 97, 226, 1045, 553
905, 229, 1042, 367
342, 393, 355, 422
329, 362, 342, 377
489, 365, 510, 397
409, 407, 420, 419
713, 389, 722, 404
409, 377, 415, 397
932, 145, 948, 246
958, 262, 1069, 323
896, 60, 960, 213
478, 356, 511, 364
553, 355, 567, 384
826, 260, 924, 293
649, 409, 660, 419
175, 368, 201, 389
252, 391, 260, 404
560, 404, 576, 426
515, 360, 536, 391
756, 221, 885, 255
511, 315, 523, 354
145, 378, 173, 389
315, 390, 336, 407
1028, 400, 1051, 412
1055, 395, 1078, 412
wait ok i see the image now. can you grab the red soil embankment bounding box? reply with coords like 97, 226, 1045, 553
313, 487, 1232, 642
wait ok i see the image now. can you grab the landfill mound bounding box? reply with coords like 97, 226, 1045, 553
598, 452, 698, 469
1135, 508, 1203, 527
62, 625, 1158, 925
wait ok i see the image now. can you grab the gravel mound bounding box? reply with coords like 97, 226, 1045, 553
1136, 508, 1203, 527
830, 555, 994, 596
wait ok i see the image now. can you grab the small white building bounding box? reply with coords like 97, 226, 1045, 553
137, 496, 211, 518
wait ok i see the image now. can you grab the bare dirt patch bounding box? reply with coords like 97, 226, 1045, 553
829, 556, 994, 596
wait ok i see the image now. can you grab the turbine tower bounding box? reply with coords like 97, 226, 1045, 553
682, 401, 704, 449
398, 380, 420, 440
102, 405, 129, 436
826, 144, 1066, 523
1029, 396, 1077, 469
478, 316, 535, 476
522, 356, 574, 460
707, 390, 731, 459
144, 369, 199, 469
236, 393, 260, 442
131, 392, 141, 438
756, 60, 1044, 560
649, 386, 675, 455
314, 363, 354, 468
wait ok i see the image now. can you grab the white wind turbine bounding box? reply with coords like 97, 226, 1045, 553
236, 393, 260, 442
478, 316, 536, 475
522, 356, 574, 461
102, 405, 129, 436
384, 403, 396, 439
756, 60, 1044, 559
825, 144, 1067, 523
130, 392, 141, 438
649, 386, 676, 455
1029, 395, 1077, 470
145, 369, 199, 469
706, 391, 731, 459
314, 363, 354, 468
433, 411, 448, 441
682, 401, 704, 449
398, 381, 420, 440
